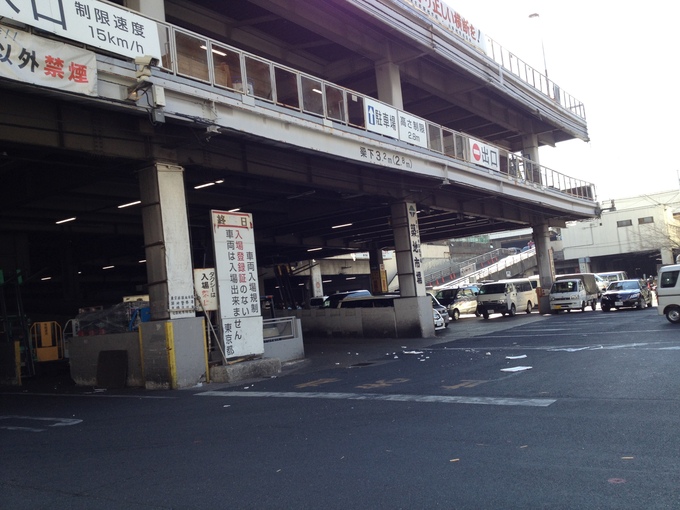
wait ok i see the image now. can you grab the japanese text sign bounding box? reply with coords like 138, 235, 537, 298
364, 97, 429, 149
398, 0, 487, 53
0, 24, 96, 95
468, 137, 500, 172
211, 210, 263, 358
0, 0, 161, 61
193, 268, 218, 312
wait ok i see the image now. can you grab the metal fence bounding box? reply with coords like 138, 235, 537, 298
146, 17, 594, 201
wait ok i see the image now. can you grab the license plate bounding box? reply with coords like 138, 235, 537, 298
615, 301, 623, 306
486, 309, 495, 314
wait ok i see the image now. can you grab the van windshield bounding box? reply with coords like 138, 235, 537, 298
479, 283, 507, 295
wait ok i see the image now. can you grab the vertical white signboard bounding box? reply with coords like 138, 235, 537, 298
468, 137, 500, 172
211, 211, 263, 358
194, 268, 218, 312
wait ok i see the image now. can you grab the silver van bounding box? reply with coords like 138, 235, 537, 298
476, 278, 535, 319
657, 265, 680, 323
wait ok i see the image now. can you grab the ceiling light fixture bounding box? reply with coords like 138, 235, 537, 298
118, 200, 141, 209
200, 45, 227, 57
55, 217, 76, 224
228, 208, 241, 213
102, 265, 115, 270
332, 223, 353, 229
194, 182, 216, 189
307, 247, 323, 252
41, 276, 52, 281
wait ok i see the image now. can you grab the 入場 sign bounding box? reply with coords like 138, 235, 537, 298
0, 0, 161, 61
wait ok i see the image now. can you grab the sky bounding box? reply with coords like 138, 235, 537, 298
447, 0, 680, 203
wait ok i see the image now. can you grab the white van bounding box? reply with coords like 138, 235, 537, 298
657, 264, 680, 323
597, 271, 628, 287
476, 278, 535, 319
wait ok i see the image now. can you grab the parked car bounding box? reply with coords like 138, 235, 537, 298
324, 290, 371, 308
309, 295, 328, 308
600, 279, 652, 312
433, 309, 445, 330
597, 271, 628, 285
434, 286, 478, 320
428, 293, 451, 325
657, 264, 680, 323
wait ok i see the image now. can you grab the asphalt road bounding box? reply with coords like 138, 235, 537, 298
2, 305, 680, 509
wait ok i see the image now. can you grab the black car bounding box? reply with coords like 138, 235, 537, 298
601, 279, 652, 312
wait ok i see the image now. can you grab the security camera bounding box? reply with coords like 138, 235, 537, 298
134, 55, 159, 67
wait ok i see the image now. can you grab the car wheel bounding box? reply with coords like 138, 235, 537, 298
482, 311, 489, 319
451, 308, 460, 321
666, 307, 680, 324
591, 299, 597, 311
508, 304, 516, 317
580, 301, 586, 312
526, 302, 533, 314
602, 304, 611, 312
636, 298, 644, 310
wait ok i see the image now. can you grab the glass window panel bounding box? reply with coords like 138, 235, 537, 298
301, 76, 324, 116
244, 57, 272, 99
212, 45, 241, 91
428, 124, 442, 152
175, 31, 209, 82
442, 130, 455, 157
324, 84, 345, 122
157, 24, 172, 70
274, 67, 299, 109
347, 93, 365, 128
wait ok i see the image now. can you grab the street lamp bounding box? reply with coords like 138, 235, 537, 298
528, 13, 548, 80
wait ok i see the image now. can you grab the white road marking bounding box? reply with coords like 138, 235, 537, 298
0, 415, 83, 432
198, 390, 555, 407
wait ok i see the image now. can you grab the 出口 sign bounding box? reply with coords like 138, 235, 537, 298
211, 210, 263, 358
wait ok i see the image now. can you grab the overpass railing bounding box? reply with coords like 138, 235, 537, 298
141, 18, 595, 201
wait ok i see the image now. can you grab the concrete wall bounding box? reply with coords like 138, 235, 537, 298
281, 296, 435, 338
140, 317, 207, 390
69, 332, 143, 387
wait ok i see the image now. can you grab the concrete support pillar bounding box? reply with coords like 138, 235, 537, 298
368, 245, 388, 294
375, 60, 404, 110
139, 162, 196, 321
310, 261, 324, 298
532, 222, 554, 314
391, 202, 434, 337
521, 134, 541, 183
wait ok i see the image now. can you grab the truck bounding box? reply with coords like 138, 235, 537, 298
553, 273, 601, 311
549, 278, 593, 313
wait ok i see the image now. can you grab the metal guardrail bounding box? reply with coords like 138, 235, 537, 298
435, 248, 537, 289
483, 38, 586, 120
138, 16, 595, 202
426, 248, 517, 286
262, 316, 298, 343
